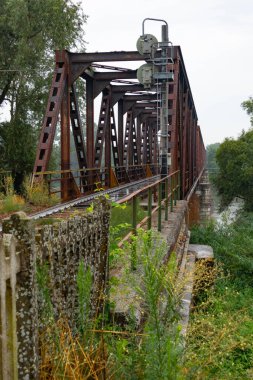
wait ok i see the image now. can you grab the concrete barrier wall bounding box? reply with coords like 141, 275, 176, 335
0, 197, 110, 379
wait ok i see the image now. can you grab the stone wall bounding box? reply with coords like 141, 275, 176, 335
0, 197, 110, 379
188, 170, 211, 226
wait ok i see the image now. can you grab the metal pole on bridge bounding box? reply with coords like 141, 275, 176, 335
160, 24, 169, 179
136, 19, 170, 181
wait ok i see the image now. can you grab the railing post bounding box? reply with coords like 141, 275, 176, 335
158, 182, 162, 232
148, 187, 152, 229
165, 177, 169, 221
2, 214, 39, 378
170, 175, 173, 212
177, 171, 181, 200
131, 196, 137, 270
174, 173, 177, 206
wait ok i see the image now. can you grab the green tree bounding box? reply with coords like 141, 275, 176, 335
0, 0, 87, 190
241, 96, 253, 126
206, 143, 220, 172
214, 130, 253, 210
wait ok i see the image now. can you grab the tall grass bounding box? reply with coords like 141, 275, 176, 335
0, 175, 25, 213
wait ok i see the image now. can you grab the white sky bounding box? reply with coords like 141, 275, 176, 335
80, 0, 253, 146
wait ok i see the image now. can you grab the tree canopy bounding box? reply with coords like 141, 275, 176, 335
206, 143, 220, 172
241, 97, 253, 126
214, 129, 253, 210
0, 0, 87, 189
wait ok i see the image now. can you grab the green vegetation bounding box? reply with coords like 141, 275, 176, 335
206, 143, 220, 190
38, 228, 183, 379
108, 229, 183, 380
0, 175, 25, 212
241, 97, 253, 126
0, 175, 59, 214
110, 200, 147, 240
23, 176, 59, 206
211, 96, 253, 211
206, 143, 220, 173
214, 129, 253, 210
184, 214, 253, 379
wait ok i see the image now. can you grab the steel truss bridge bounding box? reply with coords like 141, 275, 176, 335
33, 36, 205, 202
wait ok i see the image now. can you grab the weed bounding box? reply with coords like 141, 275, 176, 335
0, 194, 25, 213
0, 175, 26, 213
38, 208, 183, 379
23, 176, 58, 207
4, 175, 15, 196
107, 229, 183, 379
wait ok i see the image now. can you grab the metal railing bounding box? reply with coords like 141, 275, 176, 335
117, 170, 180, 248
32, 164, 161, 196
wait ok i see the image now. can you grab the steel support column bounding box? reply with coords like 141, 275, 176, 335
60, 82, 71, 200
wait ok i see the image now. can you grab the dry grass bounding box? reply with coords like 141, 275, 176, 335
40, 320, 108, 380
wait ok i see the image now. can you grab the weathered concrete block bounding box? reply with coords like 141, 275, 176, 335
1, 198, 111, 378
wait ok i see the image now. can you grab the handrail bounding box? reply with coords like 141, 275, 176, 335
116, 170, 181, 266
31, 164, 161, 196
186, 166, 205, 202
117, 170, 179, 204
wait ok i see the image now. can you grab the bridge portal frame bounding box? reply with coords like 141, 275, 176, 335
33, 47, 205, 201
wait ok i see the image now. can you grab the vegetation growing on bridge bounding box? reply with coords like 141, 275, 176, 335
39, 228, 183, 379
0, 174, 57, 214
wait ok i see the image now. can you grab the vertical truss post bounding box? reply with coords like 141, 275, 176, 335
182, 88, 188, 197
160, 24, 169, 179
136, 115, 142, 164
142, 121, 147, 164
105, 95, 111, 187
33, 50, 68, 175
86, 77, 95, 190
86, 77, 94, 169
70, 84, 87, 190
118, 99, 124, 166
60, 59, 71, 201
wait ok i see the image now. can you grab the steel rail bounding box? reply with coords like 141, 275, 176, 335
0, 176, 160, 232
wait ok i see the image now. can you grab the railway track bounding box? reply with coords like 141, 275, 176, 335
0, 175, 159, 233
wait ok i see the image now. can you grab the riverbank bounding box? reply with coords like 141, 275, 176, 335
183, 212, 253, 379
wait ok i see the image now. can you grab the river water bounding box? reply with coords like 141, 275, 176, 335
211, 193, 244, 225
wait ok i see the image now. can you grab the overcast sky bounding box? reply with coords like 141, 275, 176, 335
80, 0, 253, 146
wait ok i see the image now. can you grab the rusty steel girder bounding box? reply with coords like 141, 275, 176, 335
33, 47, 205, 201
